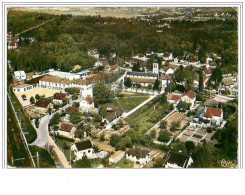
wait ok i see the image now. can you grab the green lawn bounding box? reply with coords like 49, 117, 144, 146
117, 96, 149, 112
7, 99, 33, 167
120, 92, 150, 97
29, 146, 56, 168
125, 105, 156, 133
109, 158, 134, 168
9, 91, 37, 143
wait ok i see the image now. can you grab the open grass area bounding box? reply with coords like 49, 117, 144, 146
117, 96, 149, 112
9, 91, 37, 143
125, 105, 156, 133
7, 99, 33, 167
29, 146, 56, 168
120, 92, 150, 97
109, 158, 134, 168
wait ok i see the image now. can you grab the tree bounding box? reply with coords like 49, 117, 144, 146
72, 93, 78, 100
153, 79, 160, 91
50, 113, 60, 125
159, 120, 167, 129
158, 129, 171, 142
93, 114, 102, 123
99, 133, 105, 141
35, 118, 39, 128
110, 134, 121, 147
210, 67, 223, 86
75, 123, 85, 139
153, 157, 164, 168
65, 87, 80, 95
35, 94, 40, 101
99, 105, 107, 117
124, 77, 132, 88
93, 82, 111, 103
177, 101, 191, 112
185, 141, 196, 152
21, 94, 26, 100
170, 121, 180, 131
30, 96, 35, 104
73, 156, 92, 168
132, 61, 140, 72
70, 111, 82, 124
72, 101, 80, 108
198, 71, 203, 92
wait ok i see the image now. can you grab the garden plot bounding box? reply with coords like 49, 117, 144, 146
165, 111, 190, 130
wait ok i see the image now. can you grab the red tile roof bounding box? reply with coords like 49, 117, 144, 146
163, 52, 170, 57
53, 92, 66, 100
110, 65, 117, 70
209, 62, 217, 67
65, 106, 79, 114
188, 58, 198, 62
138, 54, 144, 58
204, 69, 212, 75
185, 90, 196, 99
60, 123, 73, 132
101, 59, 109, 66
85, 96, 93, 104
204, 107, 222, 117
167, 94, 181, 101
36, 100, 49, 108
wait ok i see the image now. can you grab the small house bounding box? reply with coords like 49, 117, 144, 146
126, 148, 151, 166
164, 151, 193, 168
71, 140, 94, 160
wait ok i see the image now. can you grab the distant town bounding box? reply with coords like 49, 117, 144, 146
7, 7, 238, 168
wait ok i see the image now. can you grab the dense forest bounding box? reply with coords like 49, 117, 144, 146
7, 10, 237, 73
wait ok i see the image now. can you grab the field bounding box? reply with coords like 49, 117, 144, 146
117, 96, 149, 112
14, 87, 60, 107
125, 105, 156, 132
9, 91, 37, 143
29, 146, 56, 168
99, 95, 150, 112
7, 99, 33, 167
109, 158, 134, 168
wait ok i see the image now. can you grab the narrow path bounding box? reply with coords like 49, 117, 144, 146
48, 136, 71, 168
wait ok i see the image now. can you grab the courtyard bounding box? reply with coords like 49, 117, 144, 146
14, 87, 60, 107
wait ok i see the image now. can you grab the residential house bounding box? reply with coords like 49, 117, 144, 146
167, 93, 181, 107
109, 151, 125, 164
203, 107, 223, 126
126, 71, 158, 87
53, 91, 67, 104
133, 54, 148, 61
161, 75, 172, 92
187, 57, 199, 66
164, 151, 193, 168
88, 49, 99, 59
163, 52, 173, 61
57, 123, 76, 138
125, 57, 142, 67
8, 40, 18, 49
36, 99, 51, 114
126, 148, 151, 166
14, 71, 27, 80
103, 106, 124, 124
204, 69, 212, 77
181, 90, 196, 109
208, 62, 217, 69
174, 56, 184, 64
79, 96, 94, 112
65, 106, 79, 114
71, 140, 94, 160
161, 66, 175, 75
110, 65, 118, 73
145, 50, 154, 57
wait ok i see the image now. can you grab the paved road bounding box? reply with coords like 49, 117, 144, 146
31, 115, 50, 148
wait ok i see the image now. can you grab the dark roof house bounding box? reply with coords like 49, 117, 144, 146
75, 140, 93, 151
165, 151, 193, 168
36, 99, 50, 108
126, 148, 150, 159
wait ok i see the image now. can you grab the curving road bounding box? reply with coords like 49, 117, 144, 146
31, 115, 50, 148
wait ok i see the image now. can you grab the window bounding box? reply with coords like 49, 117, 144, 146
88, 150, 90, 153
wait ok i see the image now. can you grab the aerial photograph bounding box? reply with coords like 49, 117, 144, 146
6, 7, 238, 168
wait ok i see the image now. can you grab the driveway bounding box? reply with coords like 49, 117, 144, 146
31, 115, 50, 148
